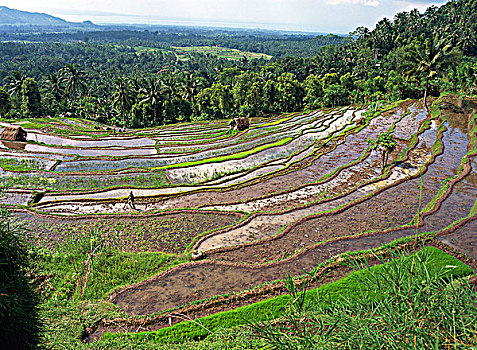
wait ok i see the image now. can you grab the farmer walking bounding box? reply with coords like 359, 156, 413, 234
126, 191, 136, 210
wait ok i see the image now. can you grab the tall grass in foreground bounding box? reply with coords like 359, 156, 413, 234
248, 247, 477, 349
0, 208, 40, 350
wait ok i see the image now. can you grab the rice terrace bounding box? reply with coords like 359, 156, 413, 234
1, 0, 477, 349
2, 94, 477, 346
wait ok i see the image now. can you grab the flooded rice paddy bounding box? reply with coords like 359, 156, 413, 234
2, 97, 476, 319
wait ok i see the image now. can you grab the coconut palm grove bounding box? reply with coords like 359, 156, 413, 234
1, 0, 477, 348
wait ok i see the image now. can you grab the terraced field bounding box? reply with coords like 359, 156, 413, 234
1, 95, 476, 340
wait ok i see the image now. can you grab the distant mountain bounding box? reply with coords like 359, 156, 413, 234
0, 6, 97, 29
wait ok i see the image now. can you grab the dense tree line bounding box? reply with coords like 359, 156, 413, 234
0, 0, 476, 128
0, 29, 348, 59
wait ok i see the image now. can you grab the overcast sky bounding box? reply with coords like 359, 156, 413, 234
2, 0, 447, 33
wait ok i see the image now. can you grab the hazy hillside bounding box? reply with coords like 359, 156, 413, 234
0, 6, 97, 30
0, 6, 70, 25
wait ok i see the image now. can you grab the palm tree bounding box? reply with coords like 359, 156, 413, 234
398, 33, 461, 110
179, 73, 205, 116
159, 72, 177, 100
44, 73, 63, 102
408, 9, 422, 33
6, 71, 26, 100
60, 64, 87, 104
112, 77, 131, 127
139, 76, 166, 124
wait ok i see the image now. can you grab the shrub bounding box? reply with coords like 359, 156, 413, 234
0, 209, 40, 349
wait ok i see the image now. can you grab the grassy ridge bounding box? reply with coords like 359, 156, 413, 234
104, 246, 473, 344
260, 116, 294, 127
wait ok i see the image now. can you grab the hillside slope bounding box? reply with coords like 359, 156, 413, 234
0, 6, 97, 29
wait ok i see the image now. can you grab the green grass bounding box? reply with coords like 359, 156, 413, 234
248, 245, 477, 349
27, 215, 241, 349
2, 171, 170, 191
38, 251, 186, 300
34, 237, 188, 347
0, 158, 44, 171
0, 116, 118, 137
104, 246, 472, 345
172, 46, 272, 61
33, 228, 187, 302
260, 115, 294, 127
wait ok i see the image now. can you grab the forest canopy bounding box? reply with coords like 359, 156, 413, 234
0, 0, 475, 127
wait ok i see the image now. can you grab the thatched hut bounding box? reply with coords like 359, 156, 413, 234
0, 126, 27, 141
229, 117, 250, 131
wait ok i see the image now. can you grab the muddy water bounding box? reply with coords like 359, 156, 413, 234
203, 165, 286, 187
218, 108, 455, 217
207, 117, 467, 261
115, 216, 477, 316
29, 105, 416, 214
26, 133, 157, 148
393, 106, 428, 139
159, 127, 300, 164
39, 186, 201, 204
203, 137, 416, 213
113, 112, 474, 316
136, 119, 284, 155
166, 139, 315, 184
53, 123, 306, 174
396, 157, 477, 236
207, 118, 468, 262
396, 106, 476, 235
201, 151, 382, 213
197, 122, 437, 251
156, 111, 325, 153
25, 144, 157, 157
154, 105, 411, 210
0, 192, 32, 205
164, 112, 357, 184
39, 113, 363, 209
439, 219, 477, 260
152, 124, 228, 136
50, 111, 337, 174
425, 158, 477, 231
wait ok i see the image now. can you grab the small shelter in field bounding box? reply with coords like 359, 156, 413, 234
0, 125, 27, 141
229, 117, 250, 131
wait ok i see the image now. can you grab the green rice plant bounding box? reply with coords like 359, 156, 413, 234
0, 158, 44, 171
104, 247, 473, 346
248, 246, 476, 349
151, 138, 293, 171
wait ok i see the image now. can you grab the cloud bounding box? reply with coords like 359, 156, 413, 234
399, 0, 445, 3
392, 0, 446, 13
327, 0, 380, 6
3, 0, 448, 33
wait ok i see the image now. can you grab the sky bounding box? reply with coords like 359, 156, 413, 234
2, 0, 447, 33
